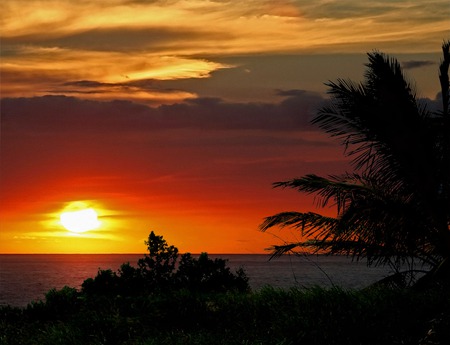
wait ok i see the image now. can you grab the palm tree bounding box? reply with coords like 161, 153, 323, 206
261, 41, 450, 286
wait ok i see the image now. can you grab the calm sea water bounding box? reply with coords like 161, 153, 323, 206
0, 254, 395, 307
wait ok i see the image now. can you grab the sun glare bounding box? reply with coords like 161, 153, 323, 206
60, 207, 101, 233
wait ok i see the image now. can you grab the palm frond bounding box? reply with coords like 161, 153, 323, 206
263, 173, 440, 267
438, 41, 450, 222
266, 243, 305, 259
262, 42, 450, 279
260, 211, 337, 239
439, 40, 450, 116
315, 51, 441, 210
273, 174, 377, 214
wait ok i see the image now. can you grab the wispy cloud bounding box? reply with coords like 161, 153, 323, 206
1, 0, 448, 102
401, 60, 436, 70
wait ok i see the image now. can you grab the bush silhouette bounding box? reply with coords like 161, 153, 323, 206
176, 252, 249, 293
27, 286, 81, 320
81, 231, 249, 298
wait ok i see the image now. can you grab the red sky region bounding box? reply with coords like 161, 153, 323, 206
0, 95, 349, 253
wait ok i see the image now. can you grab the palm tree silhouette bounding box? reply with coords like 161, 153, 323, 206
261, 41, 450, 286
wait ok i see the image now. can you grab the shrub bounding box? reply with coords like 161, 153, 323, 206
26, 286, 80, 321
81, 231, 250, 298
176, 253, 249, 293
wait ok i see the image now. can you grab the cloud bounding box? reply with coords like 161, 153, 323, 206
301, 1, 449, 24
2, 27, 231, 53
0, 47, 229, 101
3, 90, 440, 141
301, 1, 398, 20
276, 89, 307, 97
401, 60, 436, 70
52, 79, 198, 104
63, 80, 110, 88
0, 94, 330, 185
1, 91, 324, 134
1, 0, 447, 104
2, 1, 447, 57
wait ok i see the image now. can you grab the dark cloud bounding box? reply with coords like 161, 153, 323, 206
61, 79, 186, 95
2, 27, 233, 52
1, 92, 324, 134
0, 70, 65, 86
302, 1, 449, 24
122, 0, 180, 4
1, 96, 153, 135
303, 2, 399, 20
0, 94, 342, 211
401, 60, 436, 70
63, 80, 112, 88
275, 89, 306, 97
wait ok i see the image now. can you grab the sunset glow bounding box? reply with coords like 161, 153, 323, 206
1, 0, 448, 253
60, 208, 100, 233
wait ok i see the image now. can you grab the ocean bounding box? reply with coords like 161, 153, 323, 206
0, 254, 395, 307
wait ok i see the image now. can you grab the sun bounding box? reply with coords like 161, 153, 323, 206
60, 206, 101, 233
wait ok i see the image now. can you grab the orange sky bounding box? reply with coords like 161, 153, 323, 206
1, 0, 448, 253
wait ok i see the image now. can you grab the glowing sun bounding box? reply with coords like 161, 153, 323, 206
60, 207, 101, 233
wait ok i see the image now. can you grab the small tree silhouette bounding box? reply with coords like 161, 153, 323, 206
81, 230, 249, 297
137, 231, 179, 291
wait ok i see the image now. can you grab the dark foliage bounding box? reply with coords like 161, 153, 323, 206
1, 285, 449, 345
261, 41, 450, 287
81, 231, 249, 299
2, 235, 450, 344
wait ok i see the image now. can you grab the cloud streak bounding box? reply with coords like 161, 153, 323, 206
401, 60, 436, 70
1, 0, 448, 102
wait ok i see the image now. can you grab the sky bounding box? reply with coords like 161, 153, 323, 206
1, 0, 449, 254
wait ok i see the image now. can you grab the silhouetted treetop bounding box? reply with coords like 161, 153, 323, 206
261, 40, 450, 288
